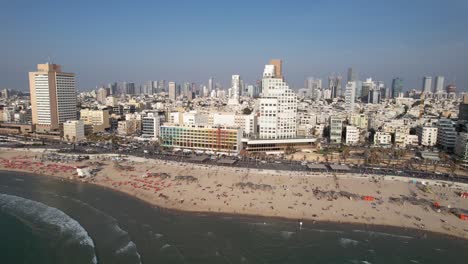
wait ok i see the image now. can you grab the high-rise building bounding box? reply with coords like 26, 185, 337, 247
183, 82, 191, 99
361, 78, 375, 101
345, 81, 356, 112
108, 82, 118, 95
305, 77, 322, 99
157, 80, 166, 93
29, 63, 77, 131
459, 94, 468, 121
391, 77, 403, 98
377, 81, 386, 99
347, 67, 356, 83
168, 81, 176, 101
328, 75, 342, 98
96, 87, 109, 103
422, 76, 432, 93
434, 76, 445, 93
231, 75, 241, 98
269, 59, 282, 79
437, 118, 457, 151
258, 62, 297, 139
208, 77, 214, 94
123, 82, 135, 95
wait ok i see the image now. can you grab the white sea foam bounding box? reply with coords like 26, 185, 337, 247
339, 238, 359, 247
64, 197, 142, 264
280, 231, 295, 240
160, 243, 171, 250
0, 193, 98, 264
352, 229, 413, 239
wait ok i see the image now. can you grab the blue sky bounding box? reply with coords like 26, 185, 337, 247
1, 0, 468, 91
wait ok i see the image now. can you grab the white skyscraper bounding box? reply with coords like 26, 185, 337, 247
228, 75, 241, 105
258, 64, 297, 139
423, 76, 432, 93
435, 76, 445, 93
208, 77, 214, 94
345, 81, 356, 113
168, 81, 176, 101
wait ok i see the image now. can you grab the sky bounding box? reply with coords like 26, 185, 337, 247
1, 0, 468, 92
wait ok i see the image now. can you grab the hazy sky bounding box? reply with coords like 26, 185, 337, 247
1, 0, 468, 91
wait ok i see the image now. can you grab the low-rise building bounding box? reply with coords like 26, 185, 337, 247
329, 116, 343, 144
142, 113, 161, 140
159, 124, 243, 155
417, 126, 438, 147
117, 119, 141, 136
80, 109, 110, 133
345, 126, 359, 145
63, 120, 85, 142
374, 131, 391, 146
349, 113, 368, 130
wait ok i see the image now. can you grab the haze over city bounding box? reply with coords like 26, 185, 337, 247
1, 0, 468, 91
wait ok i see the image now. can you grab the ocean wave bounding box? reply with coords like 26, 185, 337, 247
160, 243, 171, 250
339, 238, 359, 247
280, 231, 295, 240
64, 197, 142, 264
302, 227, 344, 234
0, 193, 97, 264
352, 229, 413, 239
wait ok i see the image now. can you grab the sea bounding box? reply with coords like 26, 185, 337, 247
0, 171, 467, 264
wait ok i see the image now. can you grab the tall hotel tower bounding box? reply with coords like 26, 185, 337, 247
258, 60, 297, 139
29, 63, 77, 132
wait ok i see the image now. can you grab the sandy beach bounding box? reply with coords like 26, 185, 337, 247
1, 147, 467, 239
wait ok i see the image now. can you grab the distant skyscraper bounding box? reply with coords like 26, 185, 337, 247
446, 84, 456, 94
328, 75, 342, 98
96, 87, 108, 103
345, 81, 356, 112
29, 63, 77, 131
108, 82, 118, 95
157, 80, 166, 93
208, 77, 214, 94
231, 75, 241, 97
423, 76, 432, 93
435, 76, 445, 93
228, 75, 241, 105
377, 81, 386, 99
305, 77, 322, 99
269, 59, 282, 79
347, 67, 356, 83
183, 82, 191, 99
168, 81, 176, 101
123, 82, 135, 95
391, 78, 403, 98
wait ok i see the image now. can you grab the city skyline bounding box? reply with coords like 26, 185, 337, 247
1, 0, 468, 91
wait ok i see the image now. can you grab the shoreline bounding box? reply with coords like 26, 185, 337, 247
1, 169, 463, 242
0, 148, 467, 240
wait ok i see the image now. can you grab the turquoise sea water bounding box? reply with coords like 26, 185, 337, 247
0, 171, 467, 264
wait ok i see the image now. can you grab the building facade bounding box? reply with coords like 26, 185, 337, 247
29, 63, 77, 131
63, 120, 85, 142
258, 63, 297, 139
160, 124, 242, 155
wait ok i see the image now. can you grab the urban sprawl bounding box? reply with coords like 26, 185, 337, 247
1, 60, 467, 177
